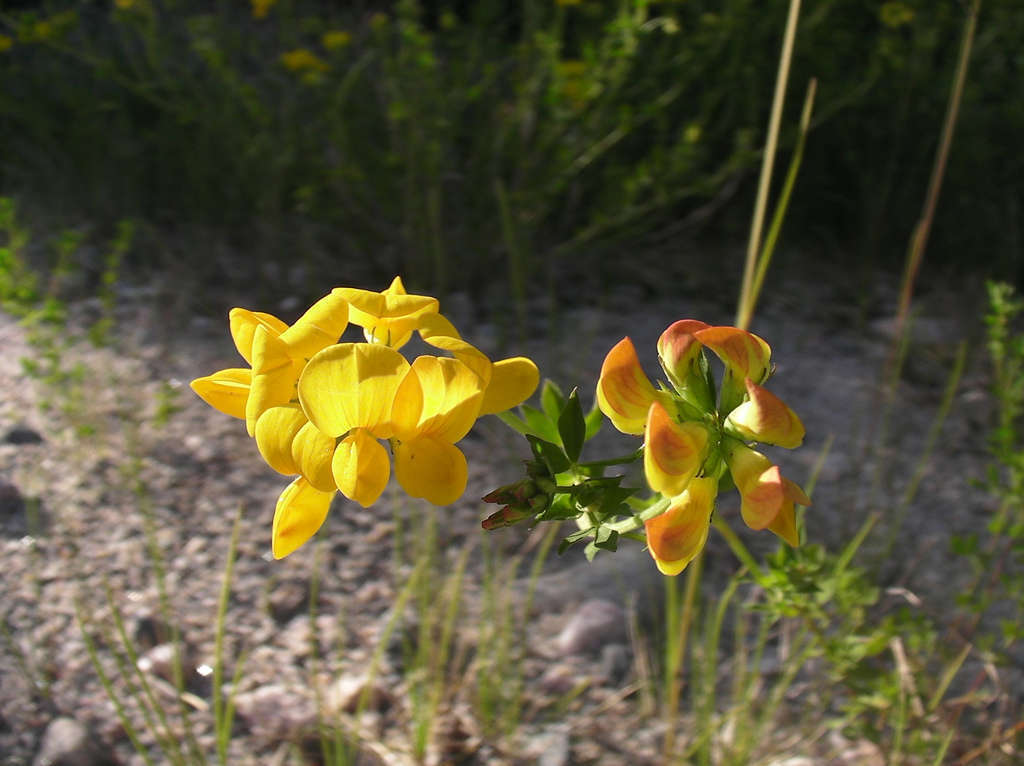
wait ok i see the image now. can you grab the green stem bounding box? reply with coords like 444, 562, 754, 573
711, 515, 763, 581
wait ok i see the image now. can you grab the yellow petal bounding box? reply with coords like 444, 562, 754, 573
271, 477, 334, 559
391, 356, 483, 443
254, 405, 307, 475
725, 378, 805, 448
332, 428, 390, 507
291, 422, 339, 492
247, 327, 303, 435
334, 280, 439, 350
644, 477, 716, 576
298, 343, 409, 438
278, 290, 349, 361
643, 401, 709, 497
479, 356, 539, 415
394, 436, 468, 505
416, 312, 462, 340
190, 368, 251, 419
421, 334, 492, 387
229, 309, 288, 365
693, 326, 772, 383
596, 337, 658, 435
767, 501, 800, 547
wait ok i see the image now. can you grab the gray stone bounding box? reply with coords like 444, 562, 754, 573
33, 717, 111, 766
555, 598, 627, 656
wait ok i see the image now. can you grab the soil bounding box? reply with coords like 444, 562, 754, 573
0, 261, 1018, 765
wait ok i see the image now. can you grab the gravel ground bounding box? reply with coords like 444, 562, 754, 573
0, 264, 1018, 765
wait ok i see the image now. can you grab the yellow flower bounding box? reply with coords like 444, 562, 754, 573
280, 48, 329, 74
190, 290, 348, 435
251, 0, 277, 20
322, 30, 352, 51
645, 477, 716, 576
333, 276, 441, 350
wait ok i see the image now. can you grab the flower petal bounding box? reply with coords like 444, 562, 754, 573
596, 337, 658, 435
644, 401, 709, 497
291, 421, 339, 492
298, 343, 409, 438
693, 326, 772, 383
248, 327, 303, 435
229, 309, 287, 365
394, 436, 468, 505
416, 312, 462, 341
767, 501, 799, 547
278, 290, 349, 361
190, 368, 251, 419
271, 477, 334, 559
332, 428, 390, 507
254, 405, 307, 475
657, 319, 710, 391
334, 278, 439, 350
479, 356, 540, 415
391, 356, 483, 443
421, 334, 492, 387
725, 378, 805, 448
644, 477, 716, 575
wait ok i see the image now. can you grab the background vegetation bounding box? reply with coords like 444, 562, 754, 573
1, 0, 1021, 308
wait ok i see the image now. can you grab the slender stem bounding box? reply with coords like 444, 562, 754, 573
663, 550, 703, 759
737, 0, 802, 329
711, 515, 763, 581
896, 0, 982, 331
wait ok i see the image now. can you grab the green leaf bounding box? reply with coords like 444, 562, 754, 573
526, 435, 570, 474
584, 403, 603, 441
495, 409, 536, 437
557, 387, 586, 464
540, 379, 566, 422
521, 404, 562, 444
584, 540, 600, 562
594, 526, 619, 552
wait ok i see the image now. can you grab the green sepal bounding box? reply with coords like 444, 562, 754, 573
557, 387, 586, 464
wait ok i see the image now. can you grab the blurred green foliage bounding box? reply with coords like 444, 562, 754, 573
0, 0, 1020, 305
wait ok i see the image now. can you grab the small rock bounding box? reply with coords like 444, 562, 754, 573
233, 684, 316, 743
326, 674, 394, 715
0, 480, 26, 518
535, 725, 571, 766
597, 643, 632, 686
555, 599, 627, 656
4, 425, 43, 445
538, 662, 582, 696
135, 643, 207, 693
32, 716, 111, 766
267, 579, 309, 623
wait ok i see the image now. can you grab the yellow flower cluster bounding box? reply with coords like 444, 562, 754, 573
597, 321, 809, 575
192, 277, 539, 558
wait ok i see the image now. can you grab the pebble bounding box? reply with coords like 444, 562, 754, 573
267, 578, 309, 623
326, 673, 394, 715
4, 425, 43, 445
555, 598, 627, 656
32, 716, 112, 766
232, 684, 316, 743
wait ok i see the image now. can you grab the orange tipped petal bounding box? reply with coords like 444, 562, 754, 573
645, 477, 716, 576
657, 319, 709, 389
271, 477, 334, 559
693, 326, 772, 383
596, 337, 658, 435
190, 368, 251, 419
644, 401, 709, 497
725, 378, 805, 448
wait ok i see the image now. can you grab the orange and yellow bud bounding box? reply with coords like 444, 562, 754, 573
725, 378, 805, 449
725, 443, 809, 545
644, 400, 709, 497
657, 319, 709, 392
693, 326, 772, 384
596, 337, 658, 435
645, 477, 717, 575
